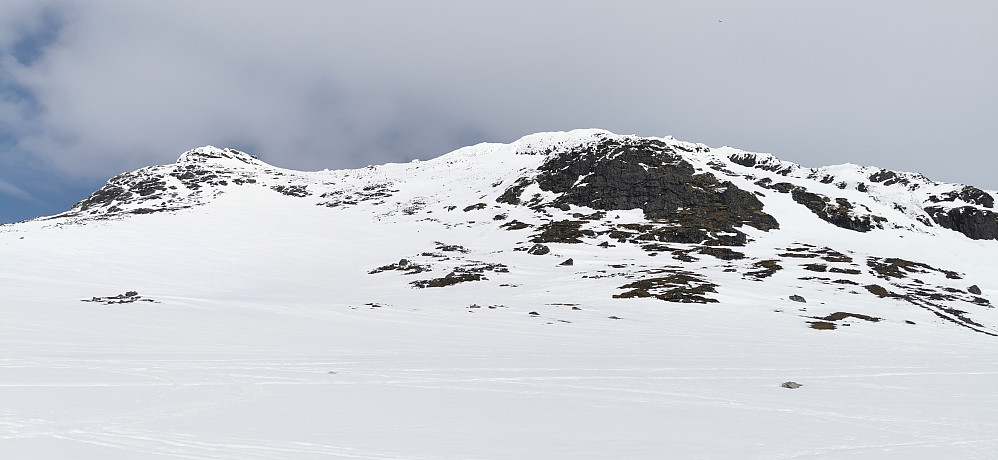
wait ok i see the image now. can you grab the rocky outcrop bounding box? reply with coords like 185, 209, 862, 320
754, 178, 887, 232
527, 244, 550, 255
728, 152, 798, 176
790, 189, 887, 232
71, 171, 180, 216
927, 186, 994, 208
64, 147, 269, 218
502, 138, 779, 247
924, 206, 998, 240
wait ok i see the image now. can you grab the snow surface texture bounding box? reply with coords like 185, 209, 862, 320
2, 129, 997, 459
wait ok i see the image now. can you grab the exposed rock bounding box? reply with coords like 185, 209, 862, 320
697, 247, 745, 260
745, 260, 782, 279
865, 284, 894, 298
927, 186, 994, 208
435, 242, 470, 253
781, 381, 802, 389
410, 271, 485, 288
728, 152, 798, 175
815, 312, 881, 322
368, 259, 430, 275
790, 188, 886, 232
82, 291, 157, 305
829, 267, 861, 275
496, 177, 532, 206
559, 258, 574, 266
500, 220, 532, 231
527, 243, 550, 255
531, 220, 595, 244
969, 285, 983, 295
271, 185, 310, 197
755, 180, 887, 232
924, 206, 998, 240
614, 271, 719, 303
502, 137, 779, 247
867, 257, 961, 280
789, 295, 806, 303
869, 170, 908, 186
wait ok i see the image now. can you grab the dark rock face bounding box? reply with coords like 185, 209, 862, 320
527, 244, 550, 255
925, 206, 998, 240
790, 189, 887, 232
728, 153, 796, 175
867, 169, 917, 187
928, 186, 994, 208
755, 178, 886, 232
75, 183, 131, 211
502, 138, 779, 246
72, 172, 173, 215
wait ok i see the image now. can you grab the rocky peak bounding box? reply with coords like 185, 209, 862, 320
59, 146, 277, 220
176, 146, 265, 168
728, 151, 800, 176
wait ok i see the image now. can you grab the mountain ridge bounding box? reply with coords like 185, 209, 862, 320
45, 129, 998, 242
3, 129, 997, 458
12, 129, 996, 336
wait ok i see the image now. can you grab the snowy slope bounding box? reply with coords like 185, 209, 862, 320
2, 129, 997, 459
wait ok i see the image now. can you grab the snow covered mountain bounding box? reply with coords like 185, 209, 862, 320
2, 129, 997, 459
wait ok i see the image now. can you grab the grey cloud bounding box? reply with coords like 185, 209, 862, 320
0, 0, 996, 199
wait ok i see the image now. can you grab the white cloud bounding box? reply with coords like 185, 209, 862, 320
0, 178, 32, 200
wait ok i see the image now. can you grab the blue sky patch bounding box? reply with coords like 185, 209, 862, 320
9, 8, 65, 67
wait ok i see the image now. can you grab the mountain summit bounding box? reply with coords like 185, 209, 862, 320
58, 130, 998, 241
3, 129, 997, 458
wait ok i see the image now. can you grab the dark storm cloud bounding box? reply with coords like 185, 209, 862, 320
0, 0, 996, 223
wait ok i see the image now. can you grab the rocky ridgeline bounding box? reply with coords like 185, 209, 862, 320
57, 133, 997, 244
43, 131, 997, 335
62, 147, 273, 218
730, 151, 997, 240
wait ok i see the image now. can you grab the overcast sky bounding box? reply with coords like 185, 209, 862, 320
1, 1, 995, 223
